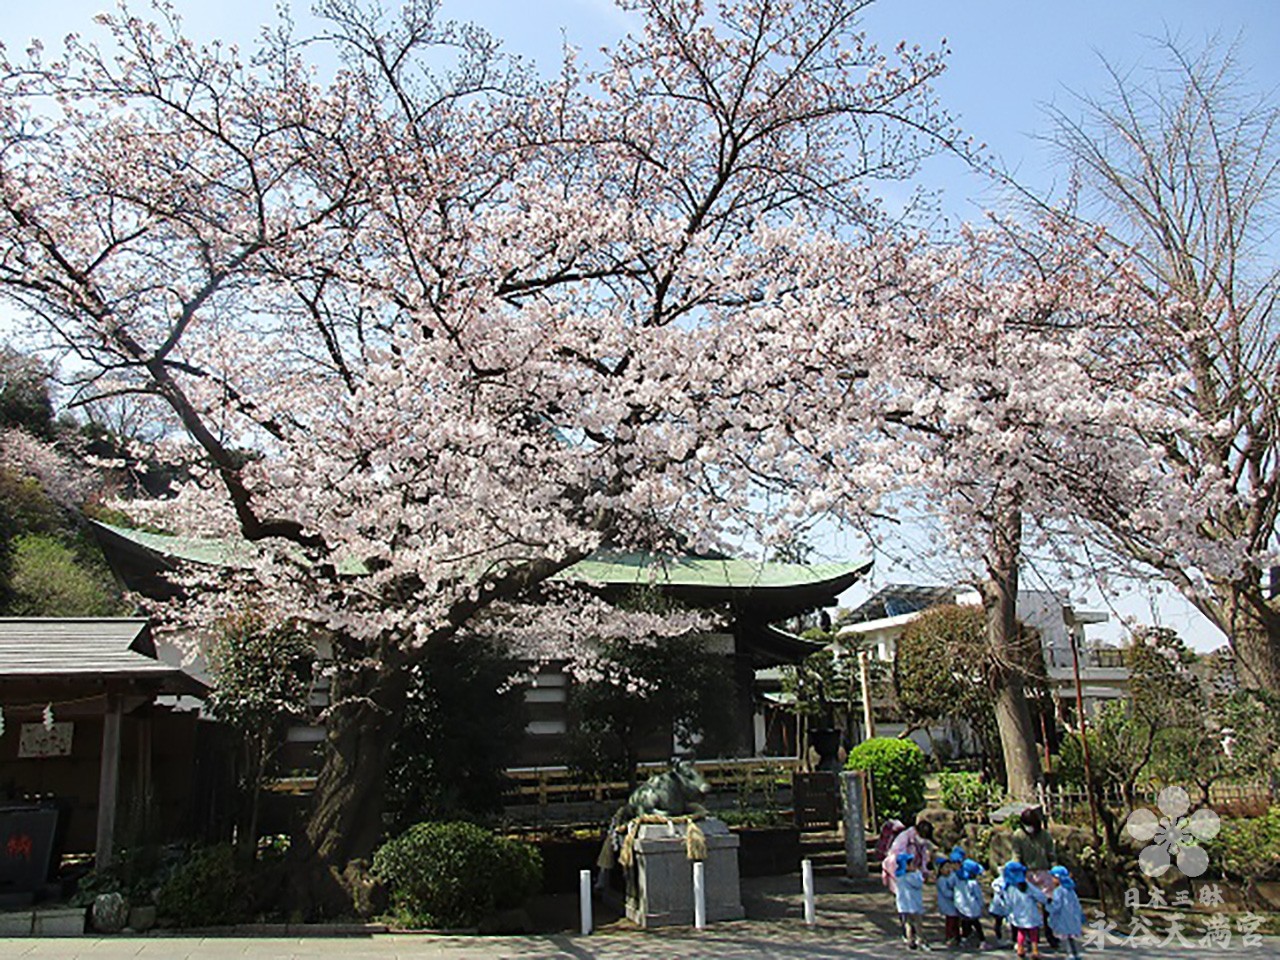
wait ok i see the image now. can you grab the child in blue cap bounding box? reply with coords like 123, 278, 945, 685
953, 858, 987, 945
935, 854, 961, 946
989, 860, 1008, 943
1002, 860, 1047, 959
1047, 865, 1084, 958
894, 851, 928, 950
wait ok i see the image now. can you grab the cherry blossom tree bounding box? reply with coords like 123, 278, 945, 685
0, 0, 965, 911
839, 220, 1182, 797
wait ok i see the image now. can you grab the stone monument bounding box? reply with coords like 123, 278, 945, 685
599, 758, 745, 927
840, 769, 868, 879
625, 817, 744, 927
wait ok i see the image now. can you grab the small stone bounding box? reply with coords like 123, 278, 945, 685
92, 893, 128, 933
128, 904, 157, 932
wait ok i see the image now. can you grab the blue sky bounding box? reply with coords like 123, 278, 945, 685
5, 1, 1277, 647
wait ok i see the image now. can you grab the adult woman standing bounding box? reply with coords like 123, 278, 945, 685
1011, 806, 1058, 949
880, 817, 936, 893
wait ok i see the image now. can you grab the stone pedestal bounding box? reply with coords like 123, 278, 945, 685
625, 817, 744, 927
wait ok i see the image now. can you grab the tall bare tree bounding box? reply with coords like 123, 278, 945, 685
1042, 36, 1280, 689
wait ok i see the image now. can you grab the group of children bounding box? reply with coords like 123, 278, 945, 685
893, 846, 1085, 957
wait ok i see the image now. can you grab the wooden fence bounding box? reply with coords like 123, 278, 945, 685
263, 756, 800, 808
938, 780, 1275, 825
1034, 781, 1274, 823
503, 756, 800, 809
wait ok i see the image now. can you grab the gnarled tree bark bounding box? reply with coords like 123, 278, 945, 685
288, 653, 412, 918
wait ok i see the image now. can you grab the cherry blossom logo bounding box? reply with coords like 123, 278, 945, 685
1124, 786, 1221, 878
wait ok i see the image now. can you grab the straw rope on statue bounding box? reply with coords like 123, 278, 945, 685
594, 758, 714, 886
604, 812, 709, 870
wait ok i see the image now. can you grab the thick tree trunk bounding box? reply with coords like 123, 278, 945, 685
288, 654, 411, 918
991, 679, 1041, 799
1233, 625, 1280, 691
1213, 582, 1280, 691
982, 494, 1042, 800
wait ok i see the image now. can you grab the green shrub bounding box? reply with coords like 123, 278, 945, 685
155, 845, 245, 927
1211, 806, 1280, 884
844, 737, 926, 823
1055, 734, 1088, 788
938, 771, 1002, 812
372, 821, 542, 928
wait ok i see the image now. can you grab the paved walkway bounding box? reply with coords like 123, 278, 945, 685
3, 927, 1280, 960
3, 875, 1277, 958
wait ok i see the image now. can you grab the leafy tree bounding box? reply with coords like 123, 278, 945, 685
1058, 628, 1229, 850
894, 604, 1046, 783
567, 631, 739, 786
1157, 646, 1280, 798
4, 534, 122, 616
0, 432, 125, 616
0, 349, 55, 439
781, 647, 856, 726
0, 352, 132, 613
780, 643, 883, 768
206, 612, 315, 860
0, 469, 66, 539
1214, 686, 1280, 793
384, 636, 528, 832
1102, 629, 1280, 806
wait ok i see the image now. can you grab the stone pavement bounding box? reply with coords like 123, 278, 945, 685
2, 875, 1277, 959
3, 926, 1280, 960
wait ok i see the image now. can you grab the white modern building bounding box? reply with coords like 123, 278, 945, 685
836, 583, 1129, 755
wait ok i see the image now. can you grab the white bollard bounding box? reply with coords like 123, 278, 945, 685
802, 858, 816, 926
692, 860, 707, 929
579, 869, 593, 935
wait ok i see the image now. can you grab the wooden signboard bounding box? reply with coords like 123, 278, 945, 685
18, 723, 73, 758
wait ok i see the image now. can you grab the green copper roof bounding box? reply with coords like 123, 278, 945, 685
95, 521, 259, 569
555, 551, 867, 590
91, 521, 867, 594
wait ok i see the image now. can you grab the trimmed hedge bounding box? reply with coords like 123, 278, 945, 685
155, 844, 246, 927
372, 821, 542, 928
844, 737, 926, 823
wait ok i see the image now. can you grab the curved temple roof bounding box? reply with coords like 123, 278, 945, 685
92, 521, 869, 621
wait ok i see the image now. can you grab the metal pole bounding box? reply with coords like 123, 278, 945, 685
1069, 629, 1101, 841
579, 869, 593, 935
858, 651, 876, 741
1038, 709, 1053, 777
802, 858, 816, 925
693, 861, 707, 929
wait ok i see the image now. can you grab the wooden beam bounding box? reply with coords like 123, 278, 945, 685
95, 692, 123, 870
137, 711, 153, 834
